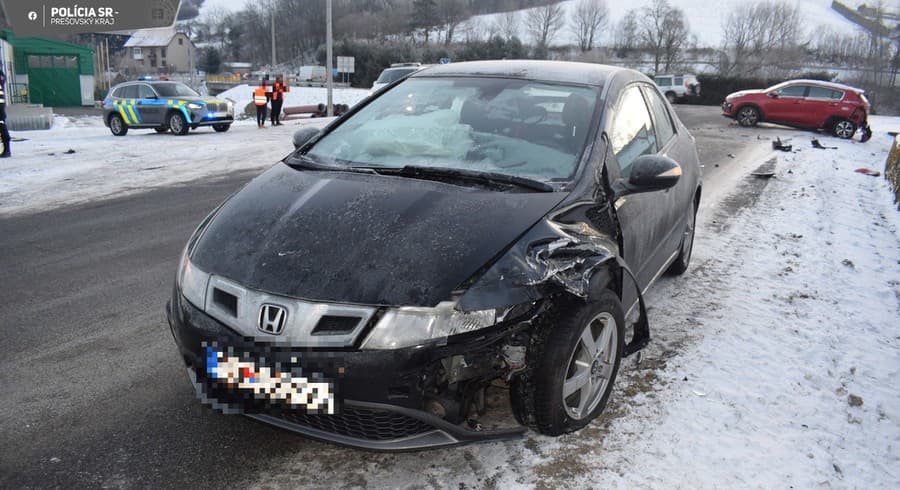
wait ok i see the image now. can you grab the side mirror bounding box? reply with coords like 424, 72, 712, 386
767, 92, 778, 98
293, 127, 320, 149
614, 155, 682, 196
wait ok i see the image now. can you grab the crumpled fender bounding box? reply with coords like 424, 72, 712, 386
457, 206, 649, 356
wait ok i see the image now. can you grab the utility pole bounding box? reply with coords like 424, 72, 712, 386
326, 0, 333, 116
270, 4, 276, 68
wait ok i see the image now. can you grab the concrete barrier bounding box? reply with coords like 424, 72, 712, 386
7, 104, 53, 131
886, 134, 900, 208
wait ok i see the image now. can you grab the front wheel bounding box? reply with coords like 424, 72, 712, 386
737, 106, 760, 127
168, 112, 189, 135
212, 123, 231, 133
510, 291, 625, 435
833, 119, 856, 139
109, 114, 128, 136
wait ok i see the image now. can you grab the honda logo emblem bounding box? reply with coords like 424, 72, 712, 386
258, 304, 287, 335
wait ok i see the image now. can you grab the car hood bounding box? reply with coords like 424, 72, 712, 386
727, 89, 764, 100
190, 163, 568, 307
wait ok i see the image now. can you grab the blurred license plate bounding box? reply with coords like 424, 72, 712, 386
204, 345, 336, 414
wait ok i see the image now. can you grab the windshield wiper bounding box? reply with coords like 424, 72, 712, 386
357, 165, 555, 192
286, 155, 375, 174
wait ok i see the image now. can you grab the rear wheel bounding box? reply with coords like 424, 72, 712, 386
510, 291, 625, 435
737, 106, 760, 127
168, 112, 189, 135
109, 114, 128, 136
212, 123, 231, 133
833, 119, 856, 139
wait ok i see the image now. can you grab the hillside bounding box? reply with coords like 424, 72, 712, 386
199, 0, 867, 48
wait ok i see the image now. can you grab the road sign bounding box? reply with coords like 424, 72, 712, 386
439, 58, 451, 64
336, 56, 355, 73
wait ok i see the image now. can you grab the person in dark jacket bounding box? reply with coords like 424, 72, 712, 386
0, 68, 10, 157
270, 75, 288, 126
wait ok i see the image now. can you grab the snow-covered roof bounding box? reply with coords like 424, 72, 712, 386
124, 28, 183, 47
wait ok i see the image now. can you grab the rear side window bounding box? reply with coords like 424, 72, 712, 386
674, 76, 684, 86
807, 86, 843, 100
610, 85, 658, 178
642, 86, 676, 147
117, 85, 139, 99
654, 76, 672, 87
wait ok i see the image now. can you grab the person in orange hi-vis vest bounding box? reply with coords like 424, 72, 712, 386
253, 80, 270, 128
270, 75, 289, 126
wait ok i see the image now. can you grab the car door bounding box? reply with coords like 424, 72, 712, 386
803, 86, 844, 128
137, 83, 164, 126
604, 84, 668, 309
640, 84, 692, 263
114, 85, 141, 126
765, 84, 808, 125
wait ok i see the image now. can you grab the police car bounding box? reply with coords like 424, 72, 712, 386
102, 80, 234, 136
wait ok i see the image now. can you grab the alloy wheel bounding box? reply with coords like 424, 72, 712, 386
834, 120, 855, 139
562, 312, 618, 420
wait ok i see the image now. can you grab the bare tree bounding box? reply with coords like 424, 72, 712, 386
570, 0, 609, 52
613, 9, 639, 56
720, 1, 803, 77
525, 3, 566, 49
493, 10, 520, 41
638, 0, 691, 73
438, 0, 469, 45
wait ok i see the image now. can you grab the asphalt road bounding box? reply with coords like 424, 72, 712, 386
0, 105, 757, 488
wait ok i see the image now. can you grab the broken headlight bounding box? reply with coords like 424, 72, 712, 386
360, 302, 498, 350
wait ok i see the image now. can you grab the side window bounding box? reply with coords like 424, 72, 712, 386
777, 85, 807, 97
808, 86, 844, 100
111, 87, 125, 98
121, 85, 139, 99
610, 85, 658, 178
642, 86, 676, 147
674, 76, 684, 86
138, 84, 157, 99
655, 76, 672, 87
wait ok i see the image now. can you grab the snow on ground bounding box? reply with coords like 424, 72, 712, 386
217, 84, 370, 112
245, 118, 900, 488
0, 86, 369, 217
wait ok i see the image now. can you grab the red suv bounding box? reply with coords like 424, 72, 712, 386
722, 79, 871, 141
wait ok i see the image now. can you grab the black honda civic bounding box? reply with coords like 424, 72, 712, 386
167, 60, 702, 451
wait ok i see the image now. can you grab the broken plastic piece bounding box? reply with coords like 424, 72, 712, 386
811, 139, 837, 150
854, 168, 880, 177
773, 137, 792, 152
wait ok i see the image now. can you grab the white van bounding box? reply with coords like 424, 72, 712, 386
298, 65, 327, 82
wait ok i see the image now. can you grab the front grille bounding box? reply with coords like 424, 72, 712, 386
206, 102, 227, 112
312, 315, 362, 335
279, 406, 433, 440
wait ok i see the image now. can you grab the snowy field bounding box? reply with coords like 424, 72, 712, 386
1, 105, 898, 487
216, 85, 370, 112
200, 0, 863, 48
463, 0, 861, 48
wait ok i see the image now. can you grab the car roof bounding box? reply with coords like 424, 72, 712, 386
780, 79, 862, 93
412, 60, 624, 87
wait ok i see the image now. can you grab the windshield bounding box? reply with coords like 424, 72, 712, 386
153, 82, 199, 97
375, 68, 418, 84
304, 77, 599, 182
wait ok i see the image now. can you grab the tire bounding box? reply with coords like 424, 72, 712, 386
109, 114, 128, 136
667, 196, 697, 275
168, 111, 189, 135
833, 119, 856, 139
154, 127, 168, 133
212, 123, 231, 133
665, 91, 677, 104
510, 291, 625, 435
737, 105, 760, 127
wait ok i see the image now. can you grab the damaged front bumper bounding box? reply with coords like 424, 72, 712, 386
167, 291, 528, 451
